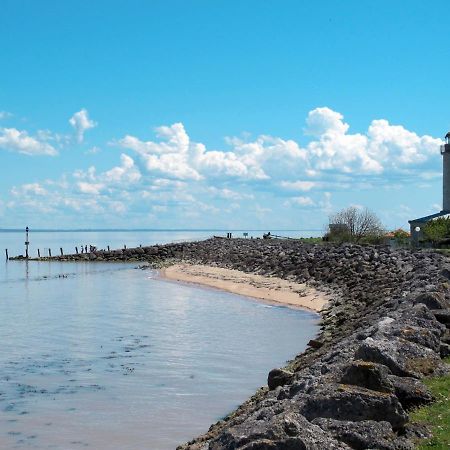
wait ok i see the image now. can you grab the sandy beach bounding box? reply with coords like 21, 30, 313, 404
160, 264, 329, 312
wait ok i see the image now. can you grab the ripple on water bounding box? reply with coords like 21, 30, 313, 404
0, 262, 319, 449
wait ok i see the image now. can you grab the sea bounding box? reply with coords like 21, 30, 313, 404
0, 229, 321, 450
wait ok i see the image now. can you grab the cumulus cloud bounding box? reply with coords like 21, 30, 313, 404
3, 106, 443, 228
304, 107, 441, 175
117, 108, 441, 189
74, 154, 141, 196
0, 128, 58, 156
69, 109, 97, 143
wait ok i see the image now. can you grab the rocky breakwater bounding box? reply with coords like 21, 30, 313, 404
33, 239, 450, 449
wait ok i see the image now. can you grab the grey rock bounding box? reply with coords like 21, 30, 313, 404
208, 405, 350, 450
312, 418, 412, 450
300, 384, 408, 430
414, 292, 449, 310
387, 375, 433, 410
340, 360, 394, 393
267, 369, 294, 391
354, 337, 442, 378
431, 309, 450, 325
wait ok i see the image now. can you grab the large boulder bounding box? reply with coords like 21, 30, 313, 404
414, 292, 449, 310
340, 360, 394, 393
354, 337, 442, 378
267, 368, 294, 391
312, 418, 413, 450
299, 384, 408, 430
209, 404, 350, 450
387, 375, 433, 410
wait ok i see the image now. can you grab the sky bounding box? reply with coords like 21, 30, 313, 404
1, 0, 449, 230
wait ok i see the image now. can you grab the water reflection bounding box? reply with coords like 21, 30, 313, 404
0, 255, 319, 449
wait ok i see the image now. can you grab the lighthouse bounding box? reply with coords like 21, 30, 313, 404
441, 131, 450, 212
409, 131, 450, 243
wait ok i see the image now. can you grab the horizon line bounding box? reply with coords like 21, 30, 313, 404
0, 228, 323, 233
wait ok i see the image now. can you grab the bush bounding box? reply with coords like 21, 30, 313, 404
423, 217, 450, 243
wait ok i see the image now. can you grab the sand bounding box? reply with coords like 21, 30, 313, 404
160, 264, 329, 312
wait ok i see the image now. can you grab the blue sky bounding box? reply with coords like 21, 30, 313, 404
1, 0, 449, 230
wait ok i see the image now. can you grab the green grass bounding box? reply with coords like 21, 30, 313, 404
410, 358, 450, 449
296, 237, 323, 244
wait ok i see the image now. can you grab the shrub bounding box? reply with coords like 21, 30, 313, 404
423, 217, 450, 243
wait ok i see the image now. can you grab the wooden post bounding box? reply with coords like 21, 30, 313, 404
5, 249, 8, 261
25, 226, 29, 259
37, 249, 41, 258
48, 249, 52, 257
60, 248, 64, 256
75, 246, 78, 254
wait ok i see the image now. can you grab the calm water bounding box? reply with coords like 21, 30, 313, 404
0, 231, 319, 449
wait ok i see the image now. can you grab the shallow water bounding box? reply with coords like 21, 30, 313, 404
0, 231, 319, 449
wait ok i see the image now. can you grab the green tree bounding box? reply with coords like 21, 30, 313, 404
423, 217, 450, 243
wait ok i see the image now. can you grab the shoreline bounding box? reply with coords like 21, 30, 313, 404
12, 238, 450, 448
159, 263, 329, 312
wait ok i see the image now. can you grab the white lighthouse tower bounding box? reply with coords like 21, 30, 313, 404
441, 131, 450, 212
409, 131, 450, 243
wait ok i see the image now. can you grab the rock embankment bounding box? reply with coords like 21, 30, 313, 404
27, 239, 450, 449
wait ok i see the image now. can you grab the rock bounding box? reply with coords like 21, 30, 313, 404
307, 339, 323, 349
430, 309, 450, 326
440, 343, 450, 358
300, 384, 408, 430
208, 404, 350, 450
354, 337, 442, 378
387, 375, 433, 410
267, 369, 294, 391
340, 360, 394, 393
440, 265, 450, 280
414, 292, 449, 310
312, 418, 411, 450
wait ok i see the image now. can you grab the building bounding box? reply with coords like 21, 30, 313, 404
409, 132, 450, 243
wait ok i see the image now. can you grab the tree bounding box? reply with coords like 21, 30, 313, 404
328, 207, 384, 243
423, 217, 450, 243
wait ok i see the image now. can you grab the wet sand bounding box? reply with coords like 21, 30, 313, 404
160, 264, 329, 312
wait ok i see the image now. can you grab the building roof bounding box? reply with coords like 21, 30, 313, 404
409, 210, 450, 224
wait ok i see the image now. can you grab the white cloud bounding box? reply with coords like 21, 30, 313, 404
0, 111, 12, 120
3, 106, 444, 228
103, 154, 141, 184
117, 108, 441, 190
77, 181, 104, 195
305, 107, 349, 137
0, 128, 58, 156
69, 109, 97, 143
280, 181, 317, 191
11, 183, 47, 196
285, 196, 315, 207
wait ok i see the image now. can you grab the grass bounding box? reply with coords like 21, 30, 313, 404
296, 237, 323, 244
410, 357, 450, 449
